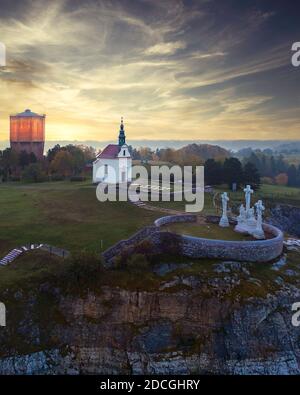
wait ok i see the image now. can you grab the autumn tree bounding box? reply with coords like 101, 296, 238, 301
223, 157, 243, 189
275, 173, 288, 186
50, 151, 74, 177
243, 162, 261, 190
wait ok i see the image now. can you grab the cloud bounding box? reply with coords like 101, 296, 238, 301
145, 41, 186, 55
0, 0, 298, 142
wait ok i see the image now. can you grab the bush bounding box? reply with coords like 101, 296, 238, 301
261, 176, 274, 185
9, 176, 21, 182
134, 239, 154, 255
22, 163, 47, 183
60, 252, 104, 291
160, 232, 182, 255
50, 175, 65, 181
275, 173, 288, 186
126, 253, 150, 272
70, 176, 86, 182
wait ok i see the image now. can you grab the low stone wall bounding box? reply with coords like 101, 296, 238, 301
154, 214, 197, 227
103, 215, 284, 265
102, 226, 160, 265
154, 215, 284, 263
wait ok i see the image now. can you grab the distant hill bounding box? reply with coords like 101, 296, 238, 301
275, 142, 300, 154
1, 139, 300, 153
177, 143, 230, 160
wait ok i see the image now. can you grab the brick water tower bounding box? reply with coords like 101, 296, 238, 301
10, 109, 45, 160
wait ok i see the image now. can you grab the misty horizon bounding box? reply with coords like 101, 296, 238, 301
1, 139, 300, 153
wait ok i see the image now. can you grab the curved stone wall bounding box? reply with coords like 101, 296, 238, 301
154, 215, 284, 263
154, 214, 197, 227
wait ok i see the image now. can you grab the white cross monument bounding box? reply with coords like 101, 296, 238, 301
244, 184, 254, 215
219, 192, 230, 227
253, 200, 265, 239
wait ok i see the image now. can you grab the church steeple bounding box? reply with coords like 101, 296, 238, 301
118, 117, 126, 146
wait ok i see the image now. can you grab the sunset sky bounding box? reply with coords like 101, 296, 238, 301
0, 0, 299, 142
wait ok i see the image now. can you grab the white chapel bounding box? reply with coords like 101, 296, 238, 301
93, 118, 132, 184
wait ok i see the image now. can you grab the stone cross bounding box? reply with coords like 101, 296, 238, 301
219, 192, 230, 227
253, 200, 265, 239
238, 204, 246, 222
255, 200, 265, 227
244, 184, 254, 213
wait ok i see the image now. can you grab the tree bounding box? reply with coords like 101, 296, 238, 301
50, 151, 74, 177
64, 145, 85, 175
243, 162, 261, 190
204, 159, 223, 185
23, 163, 46, 183
287, 165, 298, 187
138, 147, 153, 161
0, 148, 19, 180
47, 144, 61, 162
223, 157, 243, 189
18, 150, 31, 169
29, 152, 37, 164
275, 173, 288, 186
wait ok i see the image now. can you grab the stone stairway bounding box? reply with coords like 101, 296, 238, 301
0, 244, 44, 266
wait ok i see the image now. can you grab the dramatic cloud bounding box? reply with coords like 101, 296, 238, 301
0, 0, 299, 143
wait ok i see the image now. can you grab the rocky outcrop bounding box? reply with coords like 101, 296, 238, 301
268, 204, 300, 237
0, 259, 300, 375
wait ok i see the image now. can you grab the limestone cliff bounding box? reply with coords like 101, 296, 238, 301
0, 255, 300, 375
268, 204, 300, 237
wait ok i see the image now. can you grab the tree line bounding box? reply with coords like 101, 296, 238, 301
0, 144, 96, 182
242, 151, 300, 187
205, 158, 260, 190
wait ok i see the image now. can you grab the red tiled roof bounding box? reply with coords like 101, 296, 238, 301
98, 144, 120, 159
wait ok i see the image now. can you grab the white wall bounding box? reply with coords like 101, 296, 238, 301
93, 157, 132, 184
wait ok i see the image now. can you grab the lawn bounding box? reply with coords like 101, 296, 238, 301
161, 222, 254, 241
147, 183, 300, 214
0, 180, 299, 258
0, 180, 159, 256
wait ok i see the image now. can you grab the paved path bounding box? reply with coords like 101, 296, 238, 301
128, 196, 209, 224
0, 243, 70, 266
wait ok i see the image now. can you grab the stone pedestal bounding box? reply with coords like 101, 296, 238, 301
219, 216, 229, 227
252, 228, 265, 239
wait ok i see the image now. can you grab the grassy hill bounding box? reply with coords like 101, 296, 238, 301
0, 180, 159, 256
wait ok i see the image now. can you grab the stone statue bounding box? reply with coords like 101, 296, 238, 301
234, 204, 247, 233
244, 184, 254, 214
219, 192, 230, 227
247, 207, 257, 230
238, 204, 246, 222
253, 200, 265, 239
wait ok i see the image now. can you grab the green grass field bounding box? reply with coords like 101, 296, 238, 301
148, 184, 300, 214
0, 180, 299, 258
161, 222, 253, 241
0, 180, 159, 256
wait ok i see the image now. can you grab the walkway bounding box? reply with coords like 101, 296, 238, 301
0, 243, 70, 266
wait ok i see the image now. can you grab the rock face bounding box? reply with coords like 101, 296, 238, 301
268, 204, 300, 237
0, 264, 300, 375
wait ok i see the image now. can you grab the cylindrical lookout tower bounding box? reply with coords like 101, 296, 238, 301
10, 109, 45, 160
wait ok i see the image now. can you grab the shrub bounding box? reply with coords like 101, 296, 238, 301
134, 239, 154, 255
126, 253, 150, 272
160, 232, 182, 255
10, 176, 21, 182
70, 176, 86, 182
261, 176, 274, 185
60, 252, 104, 291
51, 175, 65, 181
22, 163, 47, 183
275, 173, 288, 186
